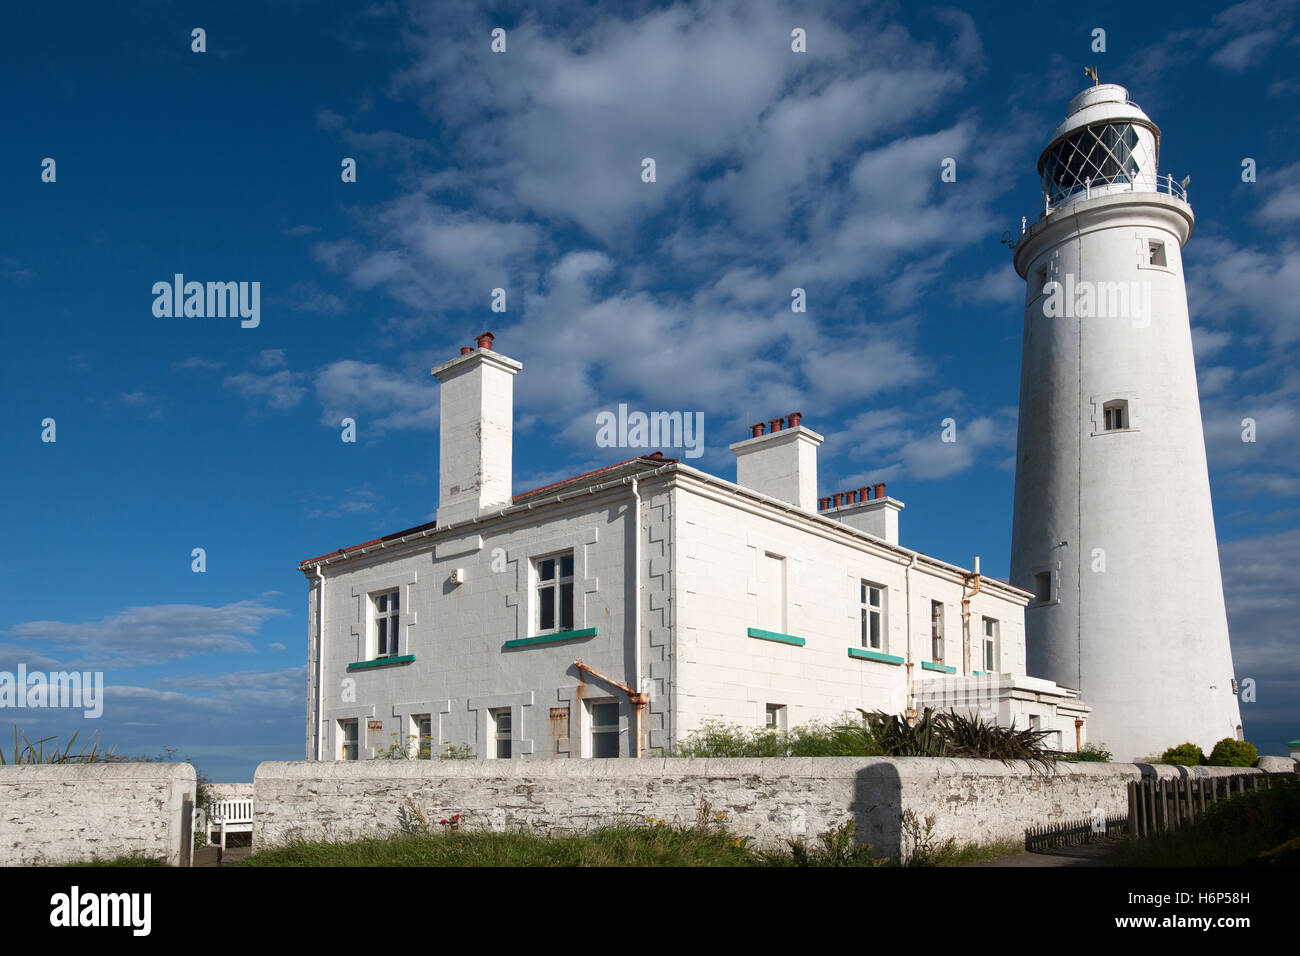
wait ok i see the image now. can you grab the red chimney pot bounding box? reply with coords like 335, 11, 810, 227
460, 346, 473, 355
873, 482, 886, 499
857, 486, 871, 502
750, 423, 767, 438
832, 492, 844, 507
476, 331, 495, 351
769, 417, 785, 432
845, 490, 857, 504
787, 411, 803, 428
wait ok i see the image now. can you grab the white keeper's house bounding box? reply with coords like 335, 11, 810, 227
299, 332, 1089, 761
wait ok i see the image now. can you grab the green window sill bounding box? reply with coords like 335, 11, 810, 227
847, 647, 903, 665
922, 661, 956, 674
347, 654, 416, 671
504, 627, 598, 649
747, 627, 806, 647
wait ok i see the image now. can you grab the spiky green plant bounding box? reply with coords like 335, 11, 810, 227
0, 727, 110, 765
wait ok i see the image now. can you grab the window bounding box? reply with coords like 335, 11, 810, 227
982, 617, 998, 672
1039, 122, 1152, 204
930, 601, 944, 662
1147, 240, 1167, 267
757, 552, 785, 631
1103, 399, 1128, 431
339, 719, 358, 761
765, 704, 787, 732
861, 581, 885, 650
1034, 572, 1052, 603
373, 589, 400, 657
414, 715, 432, 760
535, 552, 575, 634
490, 708, 512, 759
589, 700, 620, 758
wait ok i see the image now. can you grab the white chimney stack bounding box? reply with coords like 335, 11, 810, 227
432, 332, 521, 526
729, 412, 823, 512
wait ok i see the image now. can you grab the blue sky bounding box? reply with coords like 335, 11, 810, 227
2, 0, 1297, 781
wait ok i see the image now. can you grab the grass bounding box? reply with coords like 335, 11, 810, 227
66, 853, 169, 867
233, 816, 1018, 868
237, 825, 769, 867
1109, 775, 1300, 867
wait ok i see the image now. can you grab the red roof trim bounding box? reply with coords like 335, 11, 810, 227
511, 452, 676, 501
298, 454, 676, 569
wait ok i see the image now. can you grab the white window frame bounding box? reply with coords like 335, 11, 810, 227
371, 587, 402, 658
860, 580, 886, 651
1136, 233, 1176, 274
412, 714, 432, 760
765, 703, 787, 733
588, 699, 621, 758
490, 707, 513, 760
1091, 391, 1139, 436
339, 718, 359, 761
533, 550, 576, 635
930, 600, 945, 663
981, 617, 998, 672
1029, 565, 1060, 607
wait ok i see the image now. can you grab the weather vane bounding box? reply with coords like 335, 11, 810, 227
1084, 65, 1100, 86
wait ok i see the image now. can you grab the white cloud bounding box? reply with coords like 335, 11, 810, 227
314, 360, 439, 431
6, 600, 287, 666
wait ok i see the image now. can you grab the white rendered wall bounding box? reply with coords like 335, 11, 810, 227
313, 481, 665, 762
671, 481, 1037, 738
434, 349, 520, 525
1011, 192, 1242, 760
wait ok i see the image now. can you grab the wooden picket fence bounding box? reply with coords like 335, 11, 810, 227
1127, 772, 1273, 838
1025, 812, 1128, 851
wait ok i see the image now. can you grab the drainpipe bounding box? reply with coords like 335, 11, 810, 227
630, 476, 644, 756
905, 552, 918, 719
961, 556, 983, 676
315, 565, 326, 761
573, 660, 648, 755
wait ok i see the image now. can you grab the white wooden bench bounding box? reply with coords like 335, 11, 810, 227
206, 799, 254, 853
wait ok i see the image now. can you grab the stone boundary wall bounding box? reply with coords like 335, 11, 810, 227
0, 762, 196, 866
253, 758, 1273, 858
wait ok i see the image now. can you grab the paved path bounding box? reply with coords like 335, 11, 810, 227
193, 845, 252, 867
968, 843, 1119, 867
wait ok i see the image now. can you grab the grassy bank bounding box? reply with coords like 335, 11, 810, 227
1109, 776, 1300, 866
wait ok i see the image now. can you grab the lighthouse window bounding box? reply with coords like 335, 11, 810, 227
1147, 240, 1167, 267
1103, 400, 1128, 431
1040, 122, 1144, 204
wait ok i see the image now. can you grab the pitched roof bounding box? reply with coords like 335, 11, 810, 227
298, 452, 676, 569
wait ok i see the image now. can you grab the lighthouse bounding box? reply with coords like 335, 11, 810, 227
1008, 82, 1242, 761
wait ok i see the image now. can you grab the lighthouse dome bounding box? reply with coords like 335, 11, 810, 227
1037, 83, 1162, 209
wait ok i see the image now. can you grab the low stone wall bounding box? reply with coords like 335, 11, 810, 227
252, 758, 1266, 858
0, 762, 196, 866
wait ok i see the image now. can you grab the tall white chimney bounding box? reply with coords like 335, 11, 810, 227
432, 332, 521, 525
729, 412, 823, 512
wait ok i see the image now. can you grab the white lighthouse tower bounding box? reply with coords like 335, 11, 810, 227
1009, 82, 1242, 761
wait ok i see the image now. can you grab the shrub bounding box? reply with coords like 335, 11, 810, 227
1207, 738, 1258, 767
1068, 742, 1112, 762
1161, 742, 1206, 766
670, 717, 874, 758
